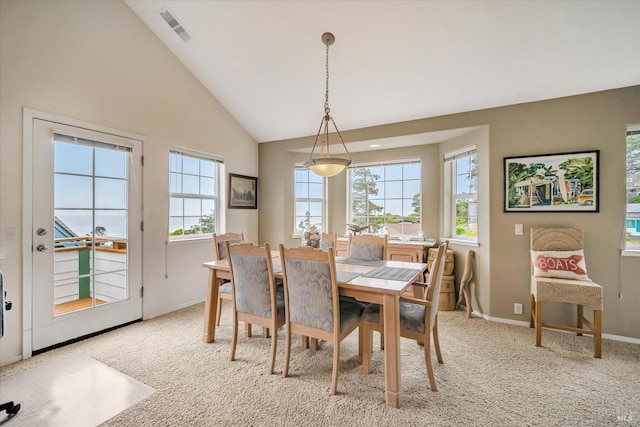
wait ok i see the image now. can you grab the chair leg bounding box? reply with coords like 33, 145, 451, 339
301, 335, 309, 350
535, 300, 543, 347
433, 315, 443, 364
230, 314, 238, 362
379, 306, 385, 350
424, 333, 438, 392
331, 340, 339, 395
268, 325, 277, 374
529, 294, 535, 328
577, 305, 584, 336
594, 309, 602, 359
216, 295, 223, 326
282, 327, 291, 378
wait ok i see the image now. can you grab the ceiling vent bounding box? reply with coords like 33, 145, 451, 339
159, 8, 192, 42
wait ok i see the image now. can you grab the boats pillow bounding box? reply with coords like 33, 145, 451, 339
530, 250, 590, 281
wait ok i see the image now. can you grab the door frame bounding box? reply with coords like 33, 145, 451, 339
22, 108, 146, 358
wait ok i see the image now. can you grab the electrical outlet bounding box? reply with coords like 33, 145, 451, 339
514, 303, 523, 315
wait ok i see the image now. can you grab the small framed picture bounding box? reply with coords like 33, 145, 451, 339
504, 150, 599, 212
228, 173, 258, 209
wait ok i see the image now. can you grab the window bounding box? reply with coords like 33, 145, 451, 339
445, 147, 477, 240
294, 166, 325, 234
169, 149, 222, 239
347, 160, 421, 238
625, 128, 640, 251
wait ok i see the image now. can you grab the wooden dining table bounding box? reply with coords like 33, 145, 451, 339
202, 254, 428, 408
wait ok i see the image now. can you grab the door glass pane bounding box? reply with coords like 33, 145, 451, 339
53, 140, 129, 316
95, 178, 127, 209
54, 141, 92, 175
55, 175, 93, 209
96, 148, 127, 178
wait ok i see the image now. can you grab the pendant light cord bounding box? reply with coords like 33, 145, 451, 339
324, 43, 330, 115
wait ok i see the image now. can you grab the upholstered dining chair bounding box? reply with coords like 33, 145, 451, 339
213, 232, 244, 327
320, 232, 338, 251
346, 234, 389, 348
529, 228, 603, 358
347, 234, 388, 261
456, 250, 475, 318
226, 242, 285, 374
278, 244, 365, 395
361, 242, 448, 392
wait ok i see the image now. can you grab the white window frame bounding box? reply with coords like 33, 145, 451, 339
168, 148, 223, 241
624, 126, 640, 255
293, 165, 326, 236
346, 159, 422, 238
444, 146, 478, 241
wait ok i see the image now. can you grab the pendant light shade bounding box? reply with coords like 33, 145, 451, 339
304, 32, 351, 178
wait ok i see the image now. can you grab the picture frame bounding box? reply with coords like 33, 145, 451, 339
504, 150, 599, 212
228, 173, 258, 209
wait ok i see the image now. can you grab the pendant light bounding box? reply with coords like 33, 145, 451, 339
303, 32, 352, 177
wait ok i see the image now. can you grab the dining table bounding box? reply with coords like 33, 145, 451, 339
202, 253, 428, 408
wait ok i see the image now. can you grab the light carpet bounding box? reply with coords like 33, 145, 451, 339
1, 303, 638, 426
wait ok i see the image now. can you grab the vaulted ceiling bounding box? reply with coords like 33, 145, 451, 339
126, 1, 640, 143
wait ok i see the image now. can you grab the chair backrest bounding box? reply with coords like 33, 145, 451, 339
424, 242, 449, 330
213, 231, 245, 260
320, 232, 337, 251
530, 228, 583, 252
279, 245, 339, 333
347, 234, 388, 260
460, 249, 475, 286
226, 242, 277, 319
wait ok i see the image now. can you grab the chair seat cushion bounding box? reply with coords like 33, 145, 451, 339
339, 297, 366, 333
363, 302, 426, 334
219, 281, 232, 294
531, 277, 603, 310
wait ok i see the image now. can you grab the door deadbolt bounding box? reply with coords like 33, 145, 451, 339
36, 228, 47, 236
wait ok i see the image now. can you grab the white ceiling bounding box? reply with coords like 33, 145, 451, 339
125, 1, 640, 144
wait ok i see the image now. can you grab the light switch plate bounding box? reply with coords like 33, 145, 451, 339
515, 224, 524, 235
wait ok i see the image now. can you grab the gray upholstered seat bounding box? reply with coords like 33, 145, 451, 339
279, 245, 365, 395
227, 241, 285, 374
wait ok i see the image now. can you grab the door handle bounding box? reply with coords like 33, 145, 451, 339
37, 244, 48, 252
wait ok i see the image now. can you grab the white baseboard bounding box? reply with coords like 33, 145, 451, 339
144, 297, 205, 320
469, 309, 640, 345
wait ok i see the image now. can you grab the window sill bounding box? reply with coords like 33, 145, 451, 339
622, 249, 640, 257
442, 238, 480, 247
168, 236, 212, 245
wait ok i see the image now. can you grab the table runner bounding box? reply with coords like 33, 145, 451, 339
335, 258, 385, 267
362, 266, 421, 282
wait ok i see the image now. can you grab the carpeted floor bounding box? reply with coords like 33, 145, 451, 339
1, 302, 638, 426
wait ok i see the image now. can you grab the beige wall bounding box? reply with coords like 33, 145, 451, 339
0, 1, 258, 364
260, 86, 640, 340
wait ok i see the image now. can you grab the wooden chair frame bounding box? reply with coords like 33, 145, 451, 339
361, 242, 448, 392
213, 232, 244, 327
279, 245, 363, 395
227, 242, 284, 374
